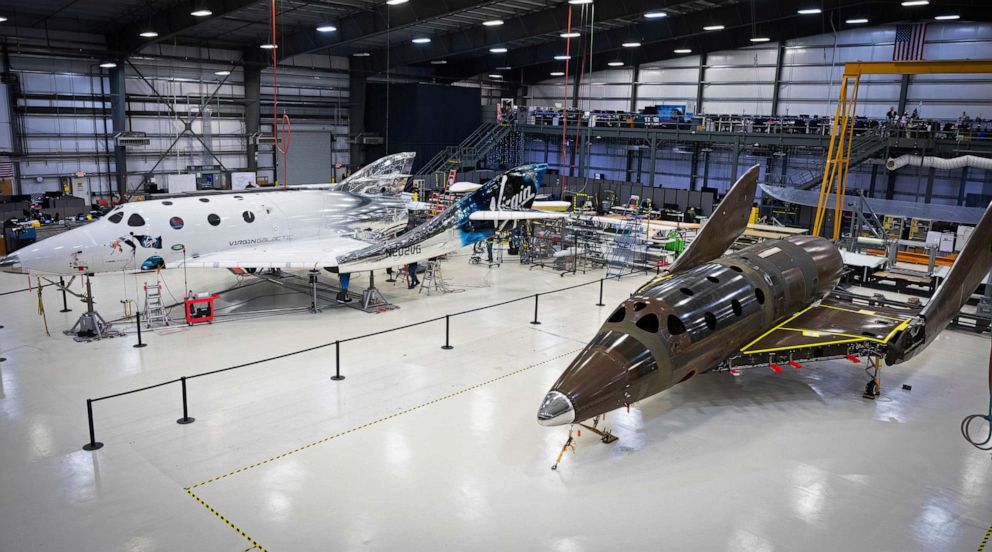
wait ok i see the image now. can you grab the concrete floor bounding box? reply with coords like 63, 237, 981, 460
0, 255, 989, 551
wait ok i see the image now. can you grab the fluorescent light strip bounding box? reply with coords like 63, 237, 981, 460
846, 18, 869, 24
935, 15, 960, 20
483, 19, 503, 26
703, 25, 724, 31
797, 8, 822, 15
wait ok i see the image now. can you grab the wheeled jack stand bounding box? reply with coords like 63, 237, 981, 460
863, 355, 882, 399
65, 275, 116, 342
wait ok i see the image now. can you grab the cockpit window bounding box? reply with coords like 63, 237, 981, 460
127, 213, 146, 227
107, 212, 124, 224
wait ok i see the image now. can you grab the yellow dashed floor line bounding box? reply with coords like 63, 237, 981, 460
184, 487, 266, 552
184, 348, 581, 550
979, 522, 992, 552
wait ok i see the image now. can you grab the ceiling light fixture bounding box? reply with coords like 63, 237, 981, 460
901, 0, 929, 5
139, 31, 158, 38
489, 47, 508, 53
497, 66, 511, 70
488, 74, 502, 78
703, 25, 724, 31
798, 8, 822, 15
99, 62, 117, 68
260, 43, 277, 49
750, 37, 770, 42
674, 48, 692, 54
567, 0, 592, 4
621, 41, 641, 47
190, 9, 212, 17
550, 71, 565, 76
412, 37, 431, 44
644, 12, 667, 19
386, 0, 408, 5
607, 61, 624, 66
316, 24, 337, 32
846, 18, 869, 24
560, 32, 580, 38
554, 55, 571, 60
353, 52, 371, 57
0, 17, 7, 23
935, 14, 960, 20
214, 70, 231, 76
483, 19, 504, 26
431, 60, 447, 64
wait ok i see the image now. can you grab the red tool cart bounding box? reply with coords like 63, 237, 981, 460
184, 294, 218, 325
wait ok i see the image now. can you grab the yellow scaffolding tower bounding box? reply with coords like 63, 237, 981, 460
813, 60, 992, 240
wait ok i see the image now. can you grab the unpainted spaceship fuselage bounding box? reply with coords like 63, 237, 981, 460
538, 235, 843, 426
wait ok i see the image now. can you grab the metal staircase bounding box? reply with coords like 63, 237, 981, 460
604, 216, 642, 280
416, 122, 514, 177
797, 133, 888, 190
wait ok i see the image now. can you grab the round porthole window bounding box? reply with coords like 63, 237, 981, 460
243, 211, 255, 223
207, 214, 221, 226
170, 216, 184, 230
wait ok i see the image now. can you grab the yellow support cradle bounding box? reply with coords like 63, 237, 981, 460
812, 60, 992, 241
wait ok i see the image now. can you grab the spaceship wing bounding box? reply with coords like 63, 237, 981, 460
174, 235, 373, 270
740, 299, 915, 356
666, 165, 760, 275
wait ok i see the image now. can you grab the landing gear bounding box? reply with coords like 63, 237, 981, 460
550, 414, 618, 470
579, 415, 619, 444
863, 354, 882, 400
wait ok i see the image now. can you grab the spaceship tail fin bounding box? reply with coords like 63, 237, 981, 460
887, 198, 992, 364
666, 164, 760, 274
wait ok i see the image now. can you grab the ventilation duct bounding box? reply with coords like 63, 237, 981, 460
886, 154, 992, 171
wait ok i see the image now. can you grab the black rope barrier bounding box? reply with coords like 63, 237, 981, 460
81, 276, 611, 450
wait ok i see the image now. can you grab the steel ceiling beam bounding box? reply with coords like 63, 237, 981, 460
449, 1, 992, 83
366, 0, 689, 74
269, 0, 503, 64
107, 0, 262, 57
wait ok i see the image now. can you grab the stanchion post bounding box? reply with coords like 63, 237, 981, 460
531, 294, 541, 325
59, 277, 72, 313
133, 311, 147, 348
177, 376, 195, 424
596, 278, 605, 307
441, 314, 454, 350
82, 399, 104, 451
331, 340, 345, 381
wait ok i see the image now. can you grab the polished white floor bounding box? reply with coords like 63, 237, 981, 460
0, 256, 989, 551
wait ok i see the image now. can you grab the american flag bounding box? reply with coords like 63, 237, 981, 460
0, 161, 14, 178
893, 23, 927, 61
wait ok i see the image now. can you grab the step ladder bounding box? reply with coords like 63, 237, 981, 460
420, 259, 451, 295
143, 281, 170, 328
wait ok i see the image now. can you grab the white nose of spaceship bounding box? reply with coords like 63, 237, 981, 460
537, 390, 575, 426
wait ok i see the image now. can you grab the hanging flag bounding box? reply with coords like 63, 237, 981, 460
893, 23, 927, 61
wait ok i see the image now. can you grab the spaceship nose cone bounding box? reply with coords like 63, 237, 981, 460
537, 390, 575, 426
0, 253, 23, 274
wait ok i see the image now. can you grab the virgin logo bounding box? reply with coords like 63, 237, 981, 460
488, 176, 535, 211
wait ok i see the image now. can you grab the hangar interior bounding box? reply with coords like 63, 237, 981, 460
0, 1, 991, 551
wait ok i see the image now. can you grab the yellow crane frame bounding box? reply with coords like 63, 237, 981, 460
813, 60, 992, 240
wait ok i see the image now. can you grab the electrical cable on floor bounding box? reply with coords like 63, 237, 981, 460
960, 341, 992, 451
